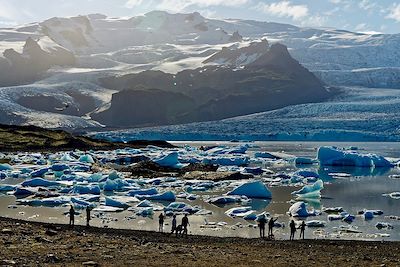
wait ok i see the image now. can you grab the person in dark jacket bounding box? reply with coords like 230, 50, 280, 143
159, 213, 165, 233
181, 214, 190, 237
268, 217, 278, 237
69, 205, 75, 228
289, 220, 296, 240
258, 215, 267, 238
300, 221, 306, 240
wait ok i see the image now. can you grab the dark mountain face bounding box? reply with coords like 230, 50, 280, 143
95, 43, 334, 127
0, 37, 75, 87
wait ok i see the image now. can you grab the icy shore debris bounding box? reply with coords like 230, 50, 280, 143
317, 146, 392, 167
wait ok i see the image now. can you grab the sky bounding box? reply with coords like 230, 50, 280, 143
0, 0, 399, 33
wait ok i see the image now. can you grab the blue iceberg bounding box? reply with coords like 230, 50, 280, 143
227, 181, 272, 199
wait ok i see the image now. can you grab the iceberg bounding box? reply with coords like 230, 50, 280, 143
51, 164, 70, 172
0, 184, 16, 192
93, 206, 124, 212
21, 178, 61, 187
294, 157, 315, 165
203, 156, 249, 166
207, 195, 247, 205
136, 191, 176, 201
292, 180, 324, 199
153, 152, 184, 169
72, 184, 101, 195
79, 154, 95, 163
17, 196, 70, 207
0, 163, 13, 171
103, 178, 129, 192
30, 168, 49, 178
376, 222, 393, 229
71, 197, 96, 208
294, 170, 319, 178
306, 220, 326, 227
225, 206, 254, 217
318, 146, 392, 167
243, 167, 264, 175
164, 202, 197, 214
137, 200, 152, 207
227, 180, 272, 199
288, 201, 316, 217
14, 187, 37, 196
105, 197, 130, 209
126, 188, 158, 196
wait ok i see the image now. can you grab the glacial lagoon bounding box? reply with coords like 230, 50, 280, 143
1, 141, 400, 241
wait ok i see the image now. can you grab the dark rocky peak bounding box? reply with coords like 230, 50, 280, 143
247, 43, 298, 69
23, 37, 47, 57
229, 30, 243, 42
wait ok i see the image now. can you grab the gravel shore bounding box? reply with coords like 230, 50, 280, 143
1, 217, 399, 266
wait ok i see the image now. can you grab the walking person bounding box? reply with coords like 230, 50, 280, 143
268, 217, 278, 238
86, 206, 91, 227
300, 221, 306, 240
257, 214, 267, 238
159, 213, 165, 233
171, 215, 177, 235
69, 205, 75, 228
181, 214, 190, 237
289, 220, 296, 240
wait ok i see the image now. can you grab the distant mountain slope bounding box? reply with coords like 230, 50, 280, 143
94, 42, 333, 127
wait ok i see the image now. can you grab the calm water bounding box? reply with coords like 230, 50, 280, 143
1, 141, 400, 241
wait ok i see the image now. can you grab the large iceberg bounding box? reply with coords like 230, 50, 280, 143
72, 184, 101, 195
153, 152, 184, 169
318, 146, 392, 167
227, 181, 272, 199
288, 201, 316, 217
105, 197, 130, 209
292, 180, 324, 199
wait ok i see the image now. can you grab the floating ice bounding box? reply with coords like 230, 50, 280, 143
0, 163, 13, 171
51, 164, 70, 172
294, 170, 319, 178
254, 152, 277, 159
126, 188, 158, 196
363, 211, 374, 220
21, 178, 61, 187
306, 220, 326, 227
243, 167, 264, 175
153, 152, 184, 169
203, 156, 249, 166
164, 202, 197, 214
225, 206, 254, 218
79, 154, 95, 163
14, 187, 37, 196
318, 146, 392, 167
376, 222, 393, 229
136, 191, 176, 201
103, 178, 129, 192
227, 180, 271, 199
30, 168, 49, 178
17, 196, 70, 207
292, 180, 324, 199
208, 195, 247, 205
105, 197, 130, 209
341, 212, 356, 223
0, 184, 16, 192
72, 184, 101, 195
71, 197, 95, 208
288, 201, 316, 217
383, 192, 400, 199
137, 200, 152, 207
93, 206, 124, 212
295, 157, 315, 165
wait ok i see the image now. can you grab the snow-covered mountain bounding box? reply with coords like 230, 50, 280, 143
0, 11, 399, 133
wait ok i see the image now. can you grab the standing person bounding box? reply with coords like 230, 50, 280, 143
300, 221, 306, 240
69, 205, 75, 228
159, 213, 165, 233
268, 217, 278, 237
171, 215, 177, 235
86, 206, 91, 227
257, 215, 267, 238
181, 214, 190, 237
289, 220, 296, 240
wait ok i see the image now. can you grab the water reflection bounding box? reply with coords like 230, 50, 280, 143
318, 166, 392, 181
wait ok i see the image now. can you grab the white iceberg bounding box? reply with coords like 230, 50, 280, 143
225, 206, 254, 218
292, 180, 324, 199
318, 146, 392, 167
0, 163, 13, 171
288, 201, 316, 217
207, 195, 247, 205
72, 184, 101, 195
164, 202, 197, 214
227, 180, 272, 199
153, 152, 184, 169
126, 188, 158, 197
79, 154, 95, 163
306, 220, 326, 227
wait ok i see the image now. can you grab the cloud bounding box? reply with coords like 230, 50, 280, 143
125, 0, 144, 8
358, 0, 376, 11
155, 0, 249, 12
386, 3, 400, 22
257, 1, 308, 21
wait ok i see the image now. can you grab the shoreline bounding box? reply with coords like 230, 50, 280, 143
1, 216, 400, 266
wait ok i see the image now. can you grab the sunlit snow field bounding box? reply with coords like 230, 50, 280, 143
1, 141, 400, 241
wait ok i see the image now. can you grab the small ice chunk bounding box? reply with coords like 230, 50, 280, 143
306, 220, 326, 227
0, 163, 13, 171
105, 197, 130, 209
207, 195, 247, 205
376, 222, 393, 229
21, 178, 60, 187
73, 184, 101, 195
126, 188, 158, 196
227, 180, 272, 199
225, 206, 254, 218
79, 154, 95, 163
295, 157, 315, 165
136, 191, 176, 201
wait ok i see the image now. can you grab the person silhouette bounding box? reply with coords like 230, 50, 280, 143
257, 215, 267, 238
268, 217, 278, 237
69, 205, 75, 228
86, 206, 91, 227
289, 220, 296, 240
181, 214, 190, 237
159, 213, 165, 233
171, 214, 177, 235
300, 221, 306, 240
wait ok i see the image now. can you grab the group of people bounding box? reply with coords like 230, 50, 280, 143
159, 213, 190, 237
68, 205, 306, 240
257, 215, 306, 240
